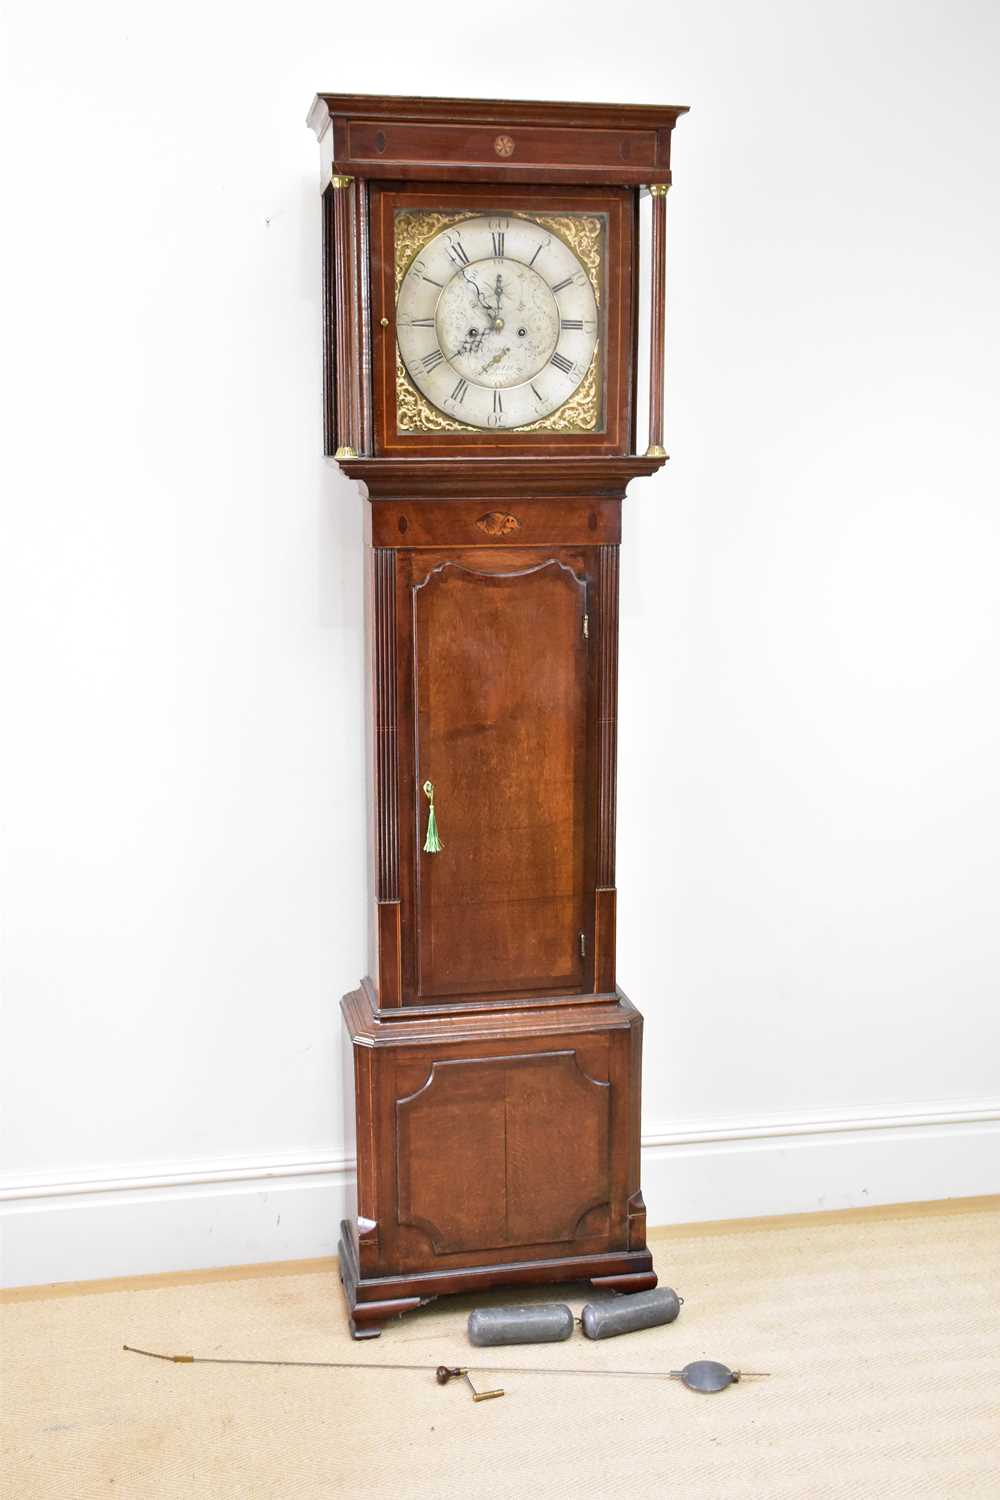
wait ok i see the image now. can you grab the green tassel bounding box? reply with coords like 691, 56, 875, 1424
422, 780, 442, 854
424, 804, 442, 854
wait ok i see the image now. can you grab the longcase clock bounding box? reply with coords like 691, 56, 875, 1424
307, 92, 687, 1336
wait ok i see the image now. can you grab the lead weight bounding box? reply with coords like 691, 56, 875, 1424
580, 1286, 682, 1340
468, 1302, 575, 1347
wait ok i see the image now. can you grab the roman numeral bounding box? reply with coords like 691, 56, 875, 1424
561, 319, 584, 331
409, 318, 435, 327
550, 276, 574, 294
493, 390, 503, 415
450, 377, 468, 403
550, 351, 574, 376
530, 382, 545, 406
491, 231, 505, 259
422, 275, 444, 288
528, 244, 543, 268
446, 238, 470, 267
421, 348, 444, 371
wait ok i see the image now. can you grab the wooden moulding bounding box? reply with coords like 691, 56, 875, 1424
307, 92, 688, 189
343, 981, 641, 1045
340, 454, 667, 501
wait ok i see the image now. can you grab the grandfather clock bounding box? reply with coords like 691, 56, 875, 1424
307, 93, 687, 1336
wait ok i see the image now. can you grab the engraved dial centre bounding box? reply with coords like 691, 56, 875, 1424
435, 260, 559, 390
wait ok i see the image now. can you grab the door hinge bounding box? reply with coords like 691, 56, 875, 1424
582, 612, 589, 640
579, 931, 586, 958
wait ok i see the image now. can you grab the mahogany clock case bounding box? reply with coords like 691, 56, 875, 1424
308, 92, 686, 1337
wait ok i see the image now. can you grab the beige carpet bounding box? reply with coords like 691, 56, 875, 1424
3, 1198, 999, 1499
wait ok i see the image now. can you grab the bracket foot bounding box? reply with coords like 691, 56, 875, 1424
589, 1270, 658, 1294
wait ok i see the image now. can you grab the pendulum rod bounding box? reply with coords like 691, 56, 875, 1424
123, 1345, 768, 1390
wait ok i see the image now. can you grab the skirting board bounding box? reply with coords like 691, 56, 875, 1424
3, 1104, 999, 1287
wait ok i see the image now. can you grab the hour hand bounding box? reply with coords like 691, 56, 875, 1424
463, 268, 496, 319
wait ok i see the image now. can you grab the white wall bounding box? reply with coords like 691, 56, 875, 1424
2, 0, 999, 1286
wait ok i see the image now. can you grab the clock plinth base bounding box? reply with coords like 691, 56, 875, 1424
338, 981, 655, 1339
338, 1217, 656, 1340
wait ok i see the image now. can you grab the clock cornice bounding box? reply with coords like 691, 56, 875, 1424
308, 93, 689, 134
307, 92, 688, 189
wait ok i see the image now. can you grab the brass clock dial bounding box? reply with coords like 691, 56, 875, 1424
395, 213, 602, 432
